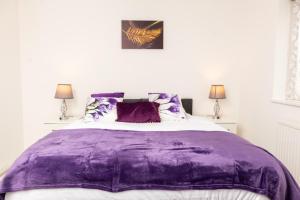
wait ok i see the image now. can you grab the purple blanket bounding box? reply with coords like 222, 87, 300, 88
0, 129, 299, 200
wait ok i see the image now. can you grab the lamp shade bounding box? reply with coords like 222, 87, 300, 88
209, 85, 226, 99
55, 84, 74, 99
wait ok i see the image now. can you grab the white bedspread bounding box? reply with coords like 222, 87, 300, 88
5, 116, 270, 200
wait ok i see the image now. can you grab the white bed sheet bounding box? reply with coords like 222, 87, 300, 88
5, 116, 270, 200
64, 115, 227, 132
6, 188, 269, 200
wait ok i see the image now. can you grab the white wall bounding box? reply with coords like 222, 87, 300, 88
18, 0, 300, 160
0, 0, 23, 171
19, 0, 246, 147
237, 0, 300, 182
238, 0, 300, 152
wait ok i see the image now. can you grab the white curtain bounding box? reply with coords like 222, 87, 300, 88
287, 0, 300, 100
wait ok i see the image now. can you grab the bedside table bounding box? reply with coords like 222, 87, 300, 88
202, 116, 238, 134
43, 117, 81, 133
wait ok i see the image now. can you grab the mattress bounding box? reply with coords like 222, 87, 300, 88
6, 188, 269, 200
4, 116, 270, 200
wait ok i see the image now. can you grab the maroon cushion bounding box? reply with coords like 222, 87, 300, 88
116, 102, 161, 123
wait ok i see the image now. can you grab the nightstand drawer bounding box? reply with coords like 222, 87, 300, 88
200, 115, 238, 134
43, 117, 81, 137
44, 124, 67, 132
42, 124, 68, 138
218, 123, 237, 134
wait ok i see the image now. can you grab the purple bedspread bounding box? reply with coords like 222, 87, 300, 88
0, 129, 299, 200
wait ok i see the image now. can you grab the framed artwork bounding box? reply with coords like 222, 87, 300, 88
122, 20, 164, 49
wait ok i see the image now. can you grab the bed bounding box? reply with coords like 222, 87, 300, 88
0, 99, 299, 200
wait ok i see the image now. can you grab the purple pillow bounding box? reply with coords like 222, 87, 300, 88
116, 102, 161, 123
91, 92, 124, 98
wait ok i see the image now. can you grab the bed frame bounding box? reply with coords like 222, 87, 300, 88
123, 98, 193, 115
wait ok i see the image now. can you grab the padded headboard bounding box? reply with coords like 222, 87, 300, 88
123, 98, 193, 115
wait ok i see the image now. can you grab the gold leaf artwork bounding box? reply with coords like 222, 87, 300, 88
123, 21, 162, 47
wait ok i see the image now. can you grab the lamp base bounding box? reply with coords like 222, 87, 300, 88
59, 99, 68, 120
213, 116, 220, 120
59, 116, 70, 121
213, 99, 221, 119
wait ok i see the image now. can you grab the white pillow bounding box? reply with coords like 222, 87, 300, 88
84, 97, 123, 122
148, 93, 187, 121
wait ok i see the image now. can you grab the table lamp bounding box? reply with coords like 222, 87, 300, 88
209, 85, 226, 119
55, 84, 74, 120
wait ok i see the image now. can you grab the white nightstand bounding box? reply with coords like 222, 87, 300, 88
43, 117, 82, 133
202, 116, 238, 134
